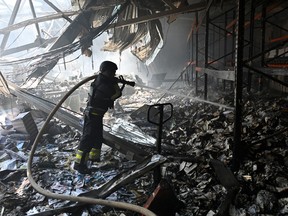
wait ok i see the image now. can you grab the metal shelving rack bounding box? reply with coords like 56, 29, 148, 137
188, 0, 288, 170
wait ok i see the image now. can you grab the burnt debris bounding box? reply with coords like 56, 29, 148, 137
0, 84, 288, 215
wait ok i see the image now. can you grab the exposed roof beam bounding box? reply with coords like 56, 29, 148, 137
108, 1, 207, 29
0, 71, 10, 96
0, 0, 21, 50
0, 11, 80, 35
0, 37, 57, 56
43, 0, 73, 22
29, 0, 42, 41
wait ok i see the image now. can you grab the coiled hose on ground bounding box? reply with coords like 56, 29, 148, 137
26, 74, 157, 216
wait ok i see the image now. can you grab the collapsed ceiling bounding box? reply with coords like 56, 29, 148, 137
0, 0, 208, 88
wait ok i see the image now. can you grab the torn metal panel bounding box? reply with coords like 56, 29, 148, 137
6, 80, 150, 162
0, 0, 208, 87
102, 1, 207, 62
104, 131, 151, 161
102, 4, 150, 53
3, 149, 27, 162
0, 72, 11, 96
0, 159, 17, 171
1, 82, 288, 215
108, 2, 207, 29
109, 118, 156, 147
130, 19, 163, 63
22, 2, 129, 88
22, 10, 94, 88
79, 154, 167, 198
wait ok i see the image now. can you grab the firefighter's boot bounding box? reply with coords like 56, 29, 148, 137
89, 148, 101, 162
74, 150, 91, 174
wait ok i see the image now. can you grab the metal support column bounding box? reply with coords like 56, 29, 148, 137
44, 0, 73, 23
29, 0, 42, 44
195, 12, 199, 96
260, 2, 267, 91
232, 0, 245, 172
247, 0, 255, 92
191, 24, 194, 86
231, 10, 236, 91
0, 0, 21, 51
223, 11, 228, 90
204, 10, 209, 100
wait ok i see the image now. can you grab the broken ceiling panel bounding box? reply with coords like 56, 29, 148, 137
101, 4, 164, 63
130, 19, 163, 63
0, 0, 207, 87
103, 6, 163, 62
0, 72, 11, 96
101, 4, 146, 52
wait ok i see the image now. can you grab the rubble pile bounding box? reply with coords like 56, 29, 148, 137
158, 93, 288, 215
0, 86, 287, 215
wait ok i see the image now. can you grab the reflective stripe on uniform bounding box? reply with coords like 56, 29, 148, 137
86, 106, 105, 116
75, 150, 83, 163
89, 148, 100, 160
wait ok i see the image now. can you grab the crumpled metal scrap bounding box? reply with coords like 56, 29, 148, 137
0, 85, 288, 215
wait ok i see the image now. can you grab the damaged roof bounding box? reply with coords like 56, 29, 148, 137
0, 0, 208, 87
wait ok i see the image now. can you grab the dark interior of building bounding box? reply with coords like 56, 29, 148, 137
0, 0, 288, 215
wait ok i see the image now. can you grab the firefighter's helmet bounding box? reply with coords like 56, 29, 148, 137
99, 61, 118, 72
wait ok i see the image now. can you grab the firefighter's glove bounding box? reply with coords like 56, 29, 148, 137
118, 75, 124, 81
118, 75, 126, 91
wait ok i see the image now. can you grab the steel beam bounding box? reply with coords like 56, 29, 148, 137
0, 0, 21, 51
80, 155, 167, 198
244, 65, 288, 88
204, 9, 209, 100
247, 0, 255, 92
29, 0, 42, 41
108, 2, 206, 29
0, 38, 57, 56
232, 0, 245, 172
43, 0, 73, 23
195, 12, 199, 96
0, 11, 79, 35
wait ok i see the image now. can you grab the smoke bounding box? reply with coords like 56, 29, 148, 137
0, 1, 195, 89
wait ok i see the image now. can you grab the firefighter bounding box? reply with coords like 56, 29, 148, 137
74, 61, 125, 174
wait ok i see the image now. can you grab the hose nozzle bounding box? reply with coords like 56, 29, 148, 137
115, 76, 135, 87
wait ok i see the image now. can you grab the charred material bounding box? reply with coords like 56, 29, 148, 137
0, 82, 287, 215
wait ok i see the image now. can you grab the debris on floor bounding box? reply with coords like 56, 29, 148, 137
0, 85, 288, 216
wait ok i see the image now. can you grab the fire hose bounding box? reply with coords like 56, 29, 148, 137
26, 74, 156, 216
